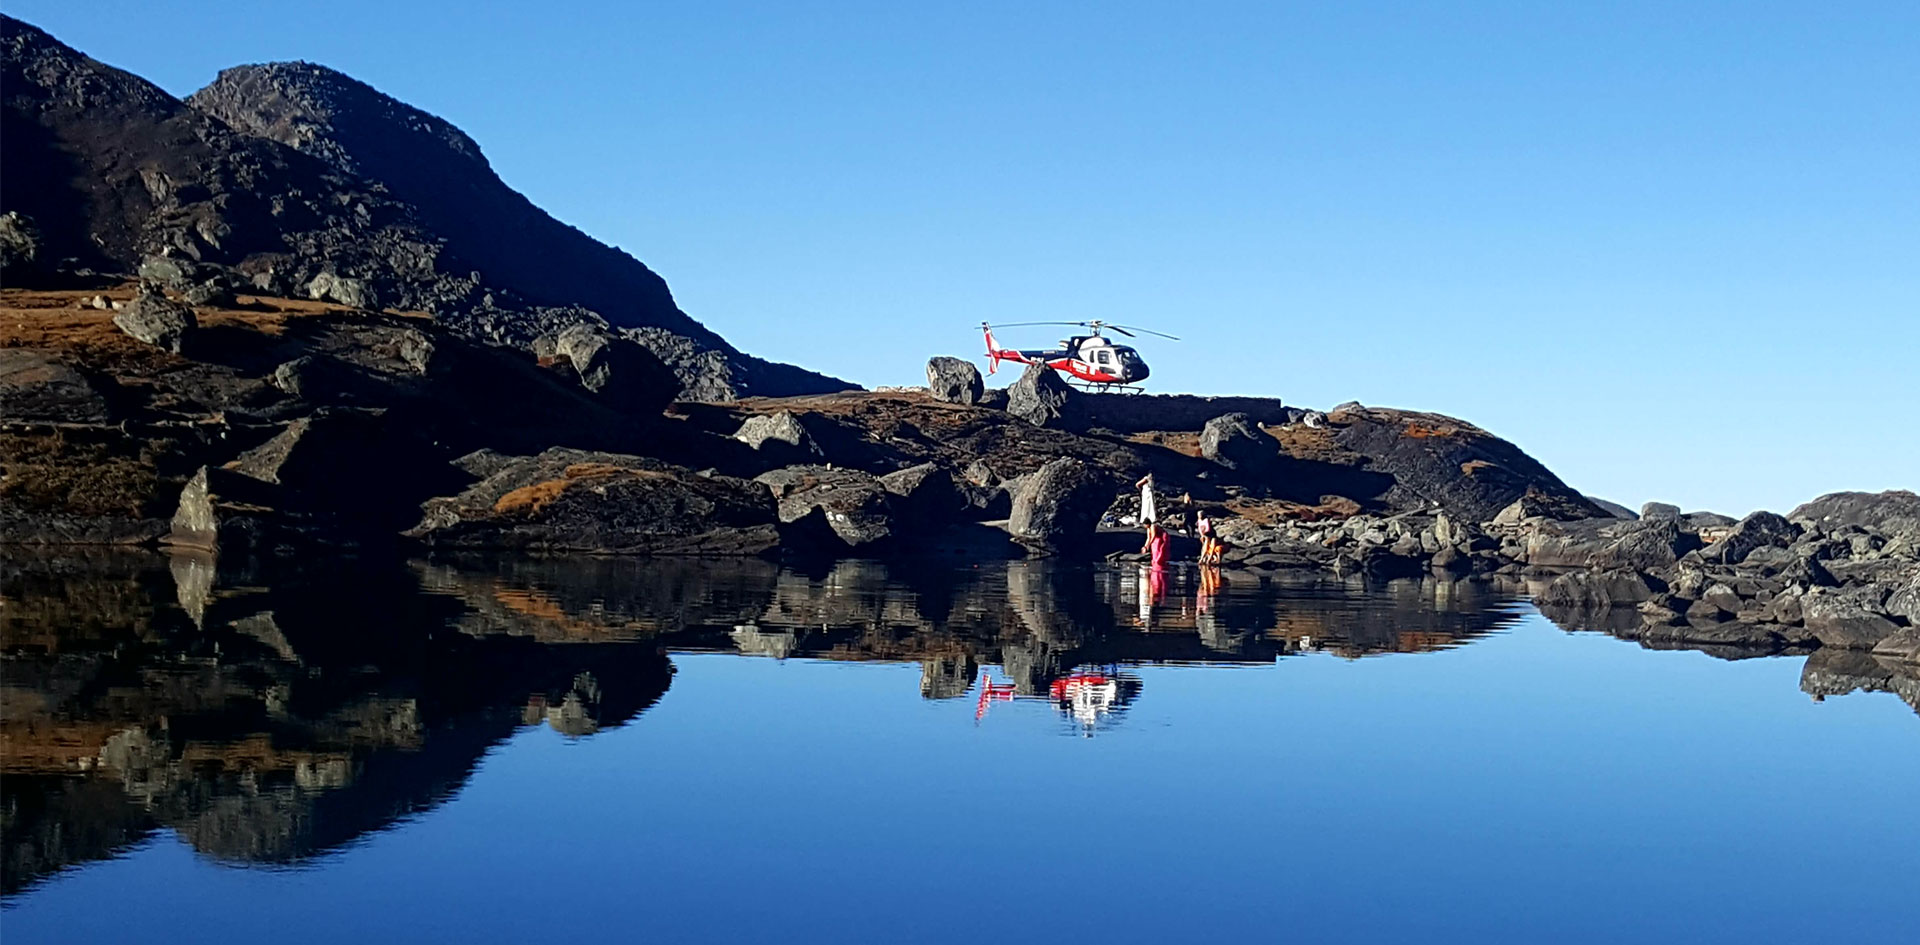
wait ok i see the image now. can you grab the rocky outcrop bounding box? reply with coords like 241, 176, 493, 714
1322, 405, 1604, 523
925, 356, 984, 405
0, 348, 110, 422
1790, 490, 1920, 542
408, 449, 779, 554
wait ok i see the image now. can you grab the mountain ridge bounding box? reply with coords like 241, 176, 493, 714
0, 14, 852, 400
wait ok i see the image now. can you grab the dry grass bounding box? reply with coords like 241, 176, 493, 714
1403, 421, 1464, 439
0, 283, 428, 353
1224, 494, 1361, 525
1125, 431, 1203, 457
491, 463, 666, 516
0, 431, 180, 516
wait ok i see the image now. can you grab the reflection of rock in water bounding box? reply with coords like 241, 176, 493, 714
1, 550, 674, 895
1801, 649, 1920, 716
919, 656, 977, 699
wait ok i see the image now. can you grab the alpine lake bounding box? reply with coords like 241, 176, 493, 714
3, 550, 1916, 944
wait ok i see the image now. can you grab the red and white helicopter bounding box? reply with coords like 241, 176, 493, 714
982, 320, 1180, 391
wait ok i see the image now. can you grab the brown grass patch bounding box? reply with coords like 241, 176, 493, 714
1224, 494, 1361, 525
1460, 459, 1496, 477
1124, 431, 1203, 457
491, 464, 666, 516
1404, 422, 1462, 439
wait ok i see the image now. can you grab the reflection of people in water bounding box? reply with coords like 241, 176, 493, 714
1136, 562, 1168, 627
1197, 564, 1221, 613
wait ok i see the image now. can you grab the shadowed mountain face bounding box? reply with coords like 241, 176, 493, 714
0, 15, 852, 400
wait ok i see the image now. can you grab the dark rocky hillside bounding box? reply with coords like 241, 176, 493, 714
0, 15, 850, 400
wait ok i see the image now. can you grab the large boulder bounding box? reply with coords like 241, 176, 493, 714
305, 271, 378, 309
1524, 516, 1699, 571
755, 465, 896, 549
1695, 511, 1800, 566
1005, 362, 1077, 428
1790, 490, 1920, 542
550, 323, 679, 414
1641, 502, 1682, 521
1199, 412, 1276, 471
879, 462, 966, 525
0, 348, 110, 422
733, 411, 822, 457
1007, 457, 1110, 556
408, 449, 779, 554
112, 283, 197, 354
1800, 587, 1900, 649
925, 356, 984, 405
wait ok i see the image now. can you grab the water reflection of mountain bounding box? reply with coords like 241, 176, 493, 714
1, 550, 672, 897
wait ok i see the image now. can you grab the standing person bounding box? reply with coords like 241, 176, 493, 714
1196, 510, 1215, 563
1135, 472, 1157, 529
1141, 522, 1171, 567
1180, 493, 1196, 536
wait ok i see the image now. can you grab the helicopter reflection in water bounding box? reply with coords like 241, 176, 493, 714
974, 666, 1144, 736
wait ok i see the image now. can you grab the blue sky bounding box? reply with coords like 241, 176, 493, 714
14, 1, 1916, 515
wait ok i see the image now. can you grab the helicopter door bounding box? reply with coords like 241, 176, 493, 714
1089, 345, 1116, 376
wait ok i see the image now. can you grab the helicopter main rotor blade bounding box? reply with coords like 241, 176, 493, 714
988, 321, 1089, 329
1106, 325, 1137, 337
1112, 324, 1180, 341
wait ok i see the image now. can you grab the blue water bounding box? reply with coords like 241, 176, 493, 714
2, 560, 1915, 944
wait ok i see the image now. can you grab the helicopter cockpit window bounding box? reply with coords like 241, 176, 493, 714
1096, 350, 1114, 365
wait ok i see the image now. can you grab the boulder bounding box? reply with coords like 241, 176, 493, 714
1886, 574, 1920, 624
1790, 490, 1920, 542
408, 449, 779, 555
305, 271, 378, 309
0, 210, 41, 282
225, 409, 461, 535
1800, 587, 1900, 649
1492, 491, 1601, 526
733, 412, 822, 456
1536, 569, 1661, 609
879, 462, 965, 525
165, 465, 314, 552
551, 323, 678, 414
1007, 457, 1110, 556
0, 348, 110, 422
112, 283, 196, 353
925, 356, 984, 405
1199, 412, 1277, 471
1696, 511, 1800, 567
1641, 502, 1682, 521
1872, 628, 1920, 664
1005, 361, 1076, 428
1682, 511, 1737, 530
1522, 517, 1698, 570
755, 465, 896, 549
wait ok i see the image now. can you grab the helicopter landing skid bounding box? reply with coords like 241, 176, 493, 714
1070, 382, 1147, 394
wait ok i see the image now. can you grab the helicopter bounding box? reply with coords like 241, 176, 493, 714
981, 320, 1180, 391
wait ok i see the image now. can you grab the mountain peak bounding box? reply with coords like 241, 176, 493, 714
193, 61, 489, 178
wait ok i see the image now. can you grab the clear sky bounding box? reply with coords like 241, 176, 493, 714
13, 1, 1915, 516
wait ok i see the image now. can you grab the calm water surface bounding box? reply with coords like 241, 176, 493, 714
3, 553, 1915, 944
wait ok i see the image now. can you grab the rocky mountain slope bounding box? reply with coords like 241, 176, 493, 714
0, 15, 850, 400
